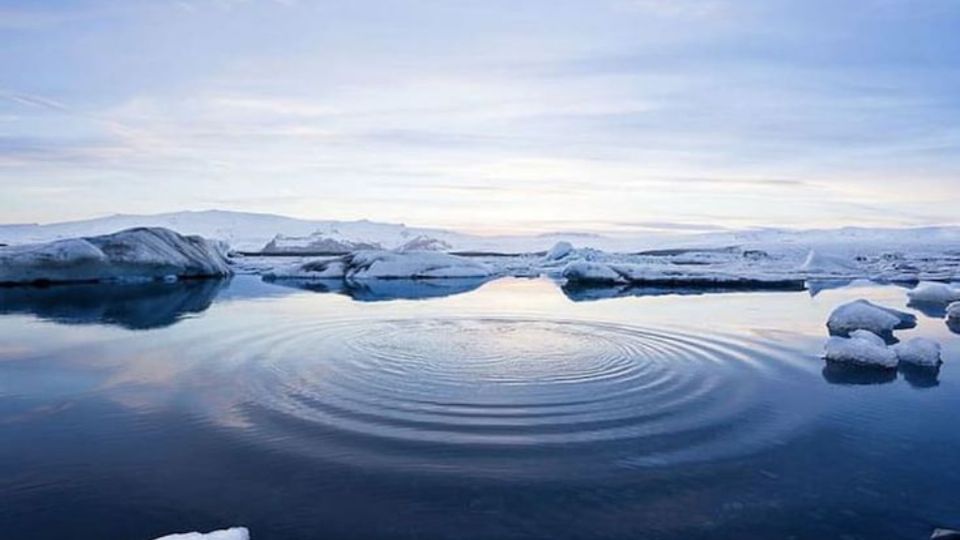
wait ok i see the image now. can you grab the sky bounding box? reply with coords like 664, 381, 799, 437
1, 0, 959, 235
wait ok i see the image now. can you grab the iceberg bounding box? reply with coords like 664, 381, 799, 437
894, 338, 943, 367
0, 228, 231, 285
907, 282, 960, 304
560, 261, 804, 288
798, 249, 861, 276
823, 330, 898, 368
544, 241, 574, 261
560, 261, 626, 284
826, 299, 916, 336
153, 527, 249, 540
266, 250, 492, 280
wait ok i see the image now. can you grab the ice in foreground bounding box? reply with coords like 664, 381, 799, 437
826, 299, 916, 336
0, 228, 231, 285
907, 282, 960, 304
824, 330, 898, 368
266, 250, 493, 280
894, 338, 943, 367
153, 527, 249, 540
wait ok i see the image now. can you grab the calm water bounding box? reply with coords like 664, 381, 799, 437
1, 277, 958, 540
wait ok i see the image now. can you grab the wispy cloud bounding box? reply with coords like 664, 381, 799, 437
0, 0, 958, 230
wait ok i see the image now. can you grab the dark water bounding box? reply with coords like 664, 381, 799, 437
1, 277, 958, 540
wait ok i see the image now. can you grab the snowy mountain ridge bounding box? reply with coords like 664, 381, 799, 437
1, 210, 959, 256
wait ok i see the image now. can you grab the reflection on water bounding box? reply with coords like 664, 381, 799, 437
0, 276, 958, 540
821, 361, 942, 388
0, 279, 226, 330
266, 277, 489, 302
561, 282, 806, 302
908, 300, 951, 319
821, 361, 898, 386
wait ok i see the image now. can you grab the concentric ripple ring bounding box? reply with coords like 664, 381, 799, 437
197, 317, 815, 478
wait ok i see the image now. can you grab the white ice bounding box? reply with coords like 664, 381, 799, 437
948, 301, 960, 320
907, 282, 960, 304
0, 227, 232, 284
4, 211, 960, 285
798, 249, 860, 276
266, 250, 492, 280
895, 338, 943, 367
152, 527, 250, 540
544, 241, 574, 261
826, 299, 916, 335
824, 330, 898, 368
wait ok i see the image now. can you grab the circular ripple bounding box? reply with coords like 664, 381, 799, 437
201, 318, 815, 477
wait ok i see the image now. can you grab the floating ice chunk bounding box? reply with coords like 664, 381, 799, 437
824, 331, 898, 368
264, 258, 347, 279
895, 338, 943, 367
932, 528, 960, 539
826, 299, 916, 335
907, 282, 960, 304
153, 527, 250, 540
561, 261, 627, 284
544, 241, 574, 261
265, 251, 491, 280
0, 227, 232, 285
344, 250, 492, 279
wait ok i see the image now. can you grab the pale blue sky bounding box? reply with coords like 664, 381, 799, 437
1, 0, 959, 234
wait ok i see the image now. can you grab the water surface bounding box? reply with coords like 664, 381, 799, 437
1, 277, 958, 539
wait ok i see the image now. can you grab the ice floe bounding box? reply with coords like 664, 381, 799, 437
824, 330, 899, 368
0, 227, 231, 285
560, 260, 804, 289
907, 282, 960, 304
266, 250, 493, 280
826, 299, 916, 336
894, 338, 943, 367
544, 241, 574, 261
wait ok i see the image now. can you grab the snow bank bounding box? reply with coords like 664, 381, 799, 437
824, 330, 898, 368
544, 241, 574, 261
153, 527, 249, 540
894, 338, 943, 367
949, 301, 960, 320
0, 228, 231, 285
907, 282, 960, 304
826, 299, 916, 335
266, 250, 492, 280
